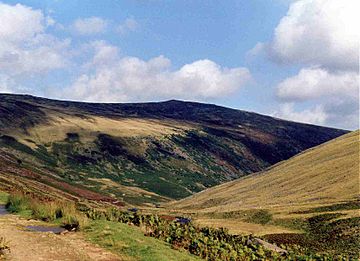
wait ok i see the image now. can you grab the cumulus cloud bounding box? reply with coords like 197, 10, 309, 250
269, 0, 359, 71
273, 67, 359, 129
0, 2, 70, 76
0, 2, 251, 104
117, 18, 138, 35
72, 17, 108, 35
0, 3, 44, 42
246, 42, 265, 58
273, 103, 328, 125
273, 99, 359, 129
322, 99, 359, 130
266, 0, 359, 129
62, 43, 252, 102
277, 67, 358, 101
0, 75, 14, 93
81, 40, 120, 69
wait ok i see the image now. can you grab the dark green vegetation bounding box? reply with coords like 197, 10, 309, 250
293, 200, 360, 214
245, 210, 273, 225
267, 213, 360, 258
0, 94, 347, 205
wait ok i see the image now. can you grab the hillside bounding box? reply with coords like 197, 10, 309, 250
0, 94, 348, 206
170, 131, 359, 212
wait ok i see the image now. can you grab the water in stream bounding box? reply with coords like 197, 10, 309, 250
0, 204, 66, 234
25, 225, 66, 234
0, 205, 7, 215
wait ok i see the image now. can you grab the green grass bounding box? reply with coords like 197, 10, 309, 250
84, 220, 200, 261
5, 193, 33, 217
5, 193, 87, 230
245, 210, 273, 225
0, 191, 8, 204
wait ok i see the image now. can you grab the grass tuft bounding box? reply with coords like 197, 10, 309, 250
5, 192, 87, 231
0, 237, 10, 257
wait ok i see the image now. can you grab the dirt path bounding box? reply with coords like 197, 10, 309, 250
0, 214, 122, 261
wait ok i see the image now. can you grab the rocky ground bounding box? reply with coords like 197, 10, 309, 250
0, 213, 122, 261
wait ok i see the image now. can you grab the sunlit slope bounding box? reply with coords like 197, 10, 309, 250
172, 131, 359, 212
0, 94, 348, 205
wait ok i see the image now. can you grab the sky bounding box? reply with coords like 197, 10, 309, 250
0, 0, 358, 130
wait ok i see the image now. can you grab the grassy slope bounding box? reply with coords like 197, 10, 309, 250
85, 220, 200, 261
166, 131, 359, 256
171, 131, 359, 213
0, 94, 348, 205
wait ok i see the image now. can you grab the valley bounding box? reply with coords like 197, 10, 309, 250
0, 94, 358, 260
0, 94, 347, 206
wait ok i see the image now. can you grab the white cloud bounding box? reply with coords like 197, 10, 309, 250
0, 3, 70, 76
265, 0, 360, 129
62, 43, 252, 102
322, 99, 359, 130
246, 42, 265, 58
274, 68, 359, 129
0, 74, 14, 93
0, 3, 44, 43
277, 67, 358, 101
117, 18, 138, 35
72, 17, 108, 35
273, 103, 328, 125
269, 0, 359, 71
273, 99, 359, 129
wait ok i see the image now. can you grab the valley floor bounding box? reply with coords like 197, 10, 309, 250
0, 214, 121, 261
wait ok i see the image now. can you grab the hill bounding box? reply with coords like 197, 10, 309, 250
167, 131, 359, 256
169, 130, 359, 213
0, 94, 348, 206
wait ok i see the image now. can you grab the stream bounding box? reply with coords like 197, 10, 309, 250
25, 225, 66, 234
0, 204, 66, 234
0, 205, 7, 215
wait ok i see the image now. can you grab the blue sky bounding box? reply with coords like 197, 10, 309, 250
0, 0, 358, 129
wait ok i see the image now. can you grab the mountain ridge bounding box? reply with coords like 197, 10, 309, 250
0, 93, 348, 206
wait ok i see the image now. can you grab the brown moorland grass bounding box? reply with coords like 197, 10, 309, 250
170, 131, 359, 212
167, 131, 359, 235
9, 112, 195, 147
